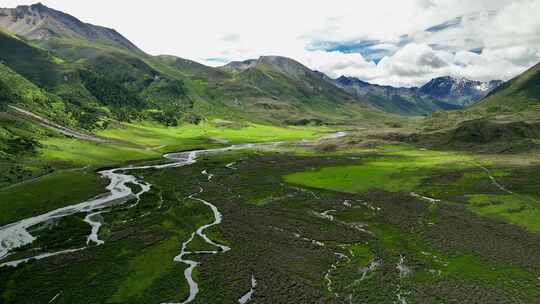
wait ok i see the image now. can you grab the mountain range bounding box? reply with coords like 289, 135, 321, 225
0, 2, 507, 126
335, 75, 502, 116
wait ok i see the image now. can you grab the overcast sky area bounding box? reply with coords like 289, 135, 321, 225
3, 0, 540, 87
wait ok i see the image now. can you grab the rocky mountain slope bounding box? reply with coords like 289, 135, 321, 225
0, 2, 141, 52
416, 63, 540, 152
419, 76, 503, 106
473, 63, 540, 114
335, 75, 502, 116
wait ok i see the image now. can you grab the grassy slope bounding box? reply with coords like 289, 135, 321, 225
0, 64, 77, 127
40, 138, 159, 167
474, 63, 540, 114
0, 30, 68, 88
422, 63, 540, 132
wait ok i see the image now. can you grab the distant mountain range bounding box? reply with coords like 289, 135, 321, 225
0, 3, 386, 131
426, 62, 540, 130
222, 57, 503, 116
334, 75, 502, 116
473, 63, 540, 112
415, 63, 540, 151
0, 1, 516, 133
420, 77, 503, 105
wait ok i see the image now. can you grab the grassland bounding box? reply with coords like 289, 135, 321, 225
285, 146, 473, 194
98, 121, 330, 151
2, 145, 540, 303
466, 194, 540, 232
284, 143, 540, 236
0, 118, 331, 233
0, 170, 106, 225
40, 137, 160, 166
2, 120, 540, 304
109, 236, 181, 302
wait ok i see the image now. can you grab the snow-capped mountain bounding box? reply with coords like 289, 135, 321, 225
419, 76, 503, 106
335, 75, 503, 115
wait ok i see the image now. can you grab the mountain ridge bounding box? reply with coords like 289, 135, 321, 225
334, 75, 503, 115
419, 76, 503, 106
0, 2, 142, 53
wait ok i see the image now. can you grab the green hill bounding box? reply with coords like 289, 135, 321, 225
423, 63, 540, 131
0, 3, 399, 189
473, 63, 540, 117
416, 63, 540, 152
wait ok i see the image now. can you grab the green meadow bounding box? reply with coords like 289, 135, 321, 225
0, 170, 106, 225
467, 194, 540, 232
40, 138, 160, 166
284, 145, 540, 235
98, 121, 329, 150
0, 121, 329, 227
284, 146, 473, 194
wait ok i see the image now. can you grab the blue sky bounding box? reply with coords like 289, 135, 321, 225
2, 0, 539, 87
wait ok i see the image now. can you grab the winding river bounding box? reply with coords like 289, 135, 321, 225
0, 132, 346, 302
0, 143, 277, 261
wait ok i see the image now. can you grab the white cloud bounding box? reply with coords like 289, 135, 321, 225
304, 41, 539, 88
1, 0, 539, 87
296, 0, 540, 87
417, 0, 436, 9
300, 51, 374, 77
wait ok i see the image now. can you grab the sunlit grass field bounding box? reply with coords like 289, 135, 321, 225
40, 138, 161, 166
285, 146, 473, 194
36, 121, 330, 168
284, 144, 540, 233
98, 121, 330, 150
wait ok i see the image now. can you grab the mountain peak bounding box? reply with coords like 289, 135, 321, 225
30, 2, 47, 9
334, 74, 505, 114
222, 55, 312, 79
0, 2, 142, 53
256, 55, 311, 78
336, 76, 371, 87
221, 59, 258, 72
419, 76, 502, 104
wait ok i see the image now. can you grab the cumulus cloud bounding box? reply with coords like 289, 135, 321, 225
298, 0, 540, 87
300, 51, 375, 78
2, 0, 538, 87
303, 39, 539, 88
417, 0, 436, 9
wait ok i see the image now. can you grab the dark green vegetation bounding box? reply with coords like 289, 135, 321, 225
2, 144, 540, 303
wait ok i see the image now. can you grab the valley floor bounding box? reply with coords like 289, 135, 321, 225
1, 128, 540, 303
